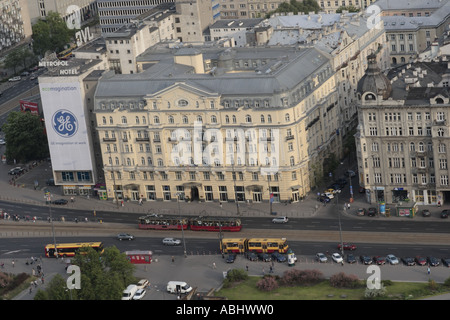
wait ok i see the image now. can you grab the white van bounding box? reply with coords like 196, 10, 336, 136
166, 281, 192, 294
121, 284, 138, 300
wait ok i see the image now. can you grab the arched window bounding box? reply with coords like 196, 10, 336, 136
438, 128, 444, 137
135, 116, 140, 124
109, 116, 114, 124
410, 142, 415, 151
225, 115, 230, 123
115, 157, 119, 165
418, 142, 425, 152
245, 115, 252, 123
126, 158, 131, 166
211, 115, 217, 123
182, 115, 188, 124
267, 115, 272, 123
147, 157, 152, 165
168, 115, 174, 124
141, 157, 145, 165
232, 115, 237, 123
285, 113, 290, 122
157, 158, 164, 166
261, 115, 265, 123
154, 116, 160, 124
290, 156, 295, 166
142, 116, 146, 124
121, 116, 127, 124
196, 115, 203, 123
102, 116, 106, 125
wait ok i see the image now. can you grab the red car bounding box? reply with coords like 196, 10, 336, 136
338, 242, 357, 251
373, 256, 386, 265
415, 256, 427, 266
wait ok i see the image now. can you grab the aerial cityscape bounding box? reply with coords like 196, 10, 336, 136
0, 0, 450, 304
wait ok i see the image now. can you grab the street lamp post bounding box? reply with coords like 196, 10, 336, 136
176, 192, 187, 258
44, 188, 58, 258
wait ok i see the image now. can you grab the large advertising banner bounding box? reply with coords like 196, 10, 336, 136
39, 81, 93, 171
19, 100, 39, 115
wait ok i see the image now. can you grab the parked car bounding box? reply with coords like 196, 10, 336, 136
386, 254, 399, 265
8, 167, 23, 175
401, 257, 416, 266
367, 207, 377, 217
338, 242, 357, 251
427, 256, 440, 267
137, 279, 149, 289
336, 178, 347, 186
415, 256, 427, 266
271, 252, 286, 262
360, 255, 373, 265
442, 258, 450, 267
272, 216, 289, 224
325, 188, 341, 194
0, 139, 5, 145
332, 253, 343, 263
132, 288, 146, 300
328, 183, 342, 191
373, 256, 386, 265
52, 199, 68, 205
346, 254, 357, 264
440, 210, 449, 219
226, 254, 237, 263
46, 178, 55, 186
20, 71, 29, 76
321, 192, 334, 199
162, 237, 181, 246
357, 208, 366, 216
315, 253, 328, 263
246, 252, 258, 261
258, 253, 271, 262
421, 209, 431, 217
8, 76, 21, 82
317, 196, 331, 203
344, 170, 356, 177
117, 233, 134, 241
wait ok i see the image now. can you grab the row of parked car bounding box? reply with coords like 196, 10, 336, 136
226, 251, 290, 264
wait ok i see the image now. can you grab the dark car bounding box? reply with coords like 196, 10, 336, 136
373, 256, 386, 265
427, 256, 440, 267
442, 258, 450, 267
401, 257, 416, 266
415, 256, 427, 266
338, 242, 357, 251
360, 255, 373, 265
258, 253, 271, 262
346, 254, 357, 264
421, 209, 431, 217
117, 233, 134, 241
46, 178, 55, 186
246, 252, 258, 261
8, 167, 23, 175
328, 183, 342, 191
226, 254, 237, 263
336, 178, 347, 186
317, 196, 331, 203
52, 199, 68, 205
271, 252, 286, 262
441, 210, 449, 219
357, 208, 366, 216
367, 207, 377, 217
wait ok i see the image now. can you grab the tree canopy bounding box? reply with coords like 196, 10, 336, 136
266, 0, 321, 18
1, 111, 49, 163
32, 11, 75, 57
34, 246, 136, 300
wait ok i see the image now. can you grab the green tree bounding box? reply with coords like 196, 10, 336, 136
336, 5, 360, 13
3, 49, 21, 75
266, 0, 321, 17
1, 111, 49, 163
32, 11, 74, 57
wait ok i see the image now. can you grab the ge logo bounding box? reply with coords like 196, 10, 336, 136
52, 109, 78, 138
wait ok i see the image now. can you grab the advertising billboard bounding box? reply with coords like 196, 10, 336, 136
19, 100, 39, 115
39, 81, 93, 171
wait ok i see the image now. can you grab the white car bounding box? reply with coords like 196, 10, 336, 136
332, 253, 343, 263
316, 253, 328, 263
322, 192, 334, 199
132, 288, 146, 300
137, 279, 149, 289
8, 76, 21, 82
386, 254, 399, 265
272, 216, 288, 224
162, 237, 181, 246
0, 139, 5, 145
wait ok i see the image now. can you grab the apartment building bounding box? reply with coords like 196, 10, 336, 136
0, 0, 32, 53
26, 0, 97, 25
356, 51, 450, 205
92, 44, 340, 203
318, 0, 377, 14
209, 18, 264, 47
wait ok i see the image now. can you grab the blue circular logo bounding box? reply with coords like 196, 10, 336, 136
52, 109, 78, 138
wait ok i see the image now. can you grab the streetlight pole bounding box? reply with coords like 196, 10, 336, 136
45, 188, 58, 258
176, 193, 187, 258
108, 148, 119, 208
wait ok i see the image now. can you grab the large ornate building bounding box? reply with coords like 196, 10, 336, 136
93, 44, 340, 203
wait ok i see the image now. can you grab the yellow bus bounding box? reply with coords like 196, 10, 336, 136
220, 238, 288, 254
44, 242, 104, 258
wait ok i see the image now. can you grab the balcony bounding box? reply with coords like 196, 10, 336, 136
103, 137, 117, 142
136, 137, 150, 142
285, 135, 294, 141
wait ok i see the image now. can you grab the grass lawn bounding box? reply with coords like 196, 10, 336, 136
215, 277, 450, 300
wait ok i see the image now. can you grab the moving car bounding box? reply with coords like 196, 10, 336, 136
167, 281, 192, 294
317, 196, 331, 203
272, 216, 289, 224
415, 256, 427, 266
338, 242, 357, 251
162, 238, 181, 246
132, 288, 146, 300
401, 257, 416, 266
441, 210, 449, 219
386, 254, 399, 265
321, 192, 334, 199
315, 253, 328, 263
427, 256, 440, 267
8, 76, 21, 82
226, 254, 237, 263
271, 252, 286, 262
331, 253, 343, 263
357, 208, 366, 216
373, 256, 386, 265
117, 233, 134, 241
346, 254, 357, 264
344, 170, 356, 177
360, 255, 373, 265
52, 199, 68, 205
137, 279, 149, 289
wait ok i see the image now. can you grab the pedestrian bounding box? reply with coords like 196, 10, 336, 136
139, 198, 142, 206
12, 260, 14, 268
246, 265, 249, 272
344, 203, 347, 211
212, 262, 216, 269
347, 203, 351, 210
41, 276, 44, 284
427, 266, 431, 275
121, 200, 124, 207
262, 267, 265, 275
171, 256, 175, 263
269, 266, 273, 273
